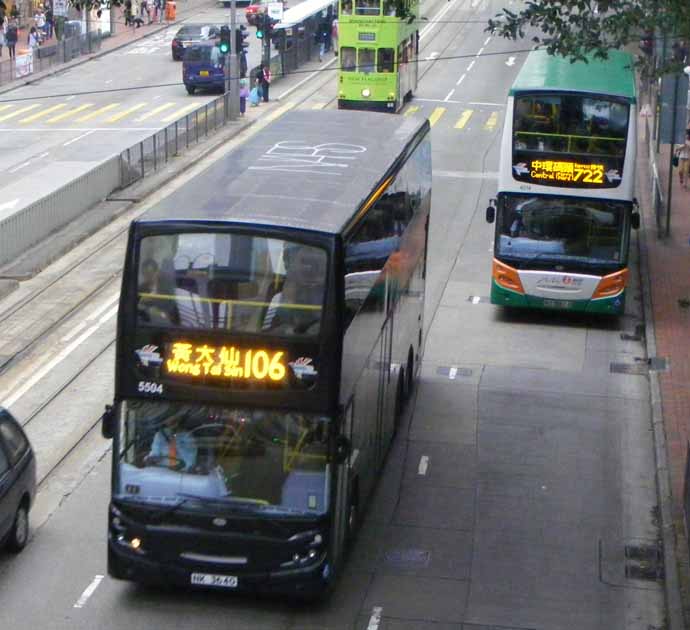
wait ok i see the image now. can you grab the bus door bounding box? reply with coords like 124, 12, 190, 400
332, 399, 354, 564
376, 275, 395, 464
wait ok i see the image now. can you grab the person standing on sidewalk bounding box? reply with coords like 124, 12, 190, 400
28, 26, 40, 50
331, 16, 338, 56
257, 63, 270, 102
44, 4, 53, 39
0, 23, 5, 58
6, 20, 18, 59
674, 130, 690, 189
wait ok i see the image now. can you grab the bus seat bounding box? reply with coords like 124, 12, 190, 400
281, 471, 327, 513
175, 287, 212, 328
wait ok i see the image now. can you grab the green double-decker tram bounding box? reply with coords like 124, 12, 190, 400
337, 0, 418, 112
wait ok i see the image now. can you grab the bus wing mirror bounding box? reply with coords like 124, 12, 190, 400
486, 206, 495, 223
334, 435, 351, 465
631, 212, 640, 230
101, 404, 115, 439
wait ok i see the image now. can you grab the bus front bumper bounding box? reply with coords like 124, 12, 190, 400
338, 99, 396, 113
108, 537, 332, 596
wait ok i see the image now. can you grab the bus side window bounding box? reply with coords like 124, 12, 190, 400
342, 47, 356, 71
377, 48, 394, 73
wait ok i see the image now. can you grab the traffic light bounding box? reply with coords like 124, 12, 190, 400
236, 24, 249, 52
219, 25, 231, 54
256, 13, 266, 39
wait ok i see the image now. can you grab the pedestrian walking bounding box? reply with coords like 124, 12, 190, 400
239, 77, 249, 116
141, 0, 151, 24
674, 130, 690, 189
331, 17, 338, 56
28, 25, 40, 50
0, 24, 5, 58
256, 63, 270, 102
44, 4, 53, 39
34, 9, 46, 39
5, 20, 17, 59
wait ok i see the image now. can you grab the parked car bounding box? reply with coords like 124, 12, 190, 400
172, 24, 222, 61
0, 408, 36, 553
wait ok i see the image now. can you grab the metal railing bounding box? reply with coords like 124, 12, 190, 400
119, 94, 232, 188
0, 31, 104, 86
645, 116, 666, 233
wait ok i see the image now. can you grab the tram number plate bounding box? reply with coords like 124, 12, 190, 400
543, 299, 573, 309
191, 573, 238, 588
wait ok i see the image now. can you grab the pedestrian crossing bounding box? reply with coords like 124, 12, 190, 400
404, 104, 502, 133
0, 99, 216, 127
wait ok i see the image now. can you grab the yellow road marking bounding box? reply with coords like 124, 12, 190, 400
0, 104, 40, 122
0, 104, 13, 114
20, 103, 67, 123
428, 107, 446, 127
76, 103, 120, 122
454, 109, 473, 129
404, 105, 420, 116
135, 102, 176, 122
105, 103, 147, 123
47, 103, 94, 123
484, 111, 499, 131
311, 102, 325, 110
161, 103, 200, 123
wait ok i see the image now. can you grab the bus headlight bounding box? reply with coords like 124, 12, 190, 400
361, 88, 371, 97
387, 92, 395, 100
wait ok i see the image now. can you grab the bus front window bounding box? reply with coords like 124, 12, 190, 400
496, 195, 628, 264
136, 233, 327, 337
117, 401, 331, 515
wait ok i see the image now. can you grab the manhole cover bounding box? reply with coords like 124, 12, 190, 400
383, 548, 431, 569
610, 362, 647, 375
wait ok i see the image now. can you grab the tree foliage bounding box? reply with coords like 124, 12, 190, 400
486, 0, 690, 66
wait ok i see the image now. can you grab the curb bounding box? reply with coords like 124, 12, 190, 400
637, 119, 686, 630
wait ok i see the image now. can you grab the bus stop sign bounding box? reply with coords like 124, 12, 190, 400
659, 73, 689, 144
267, 2, 284, 21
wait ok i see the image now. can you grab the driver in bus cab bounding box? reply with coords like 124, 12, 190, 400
144, 410, 198, 472
262, 244, 325, 335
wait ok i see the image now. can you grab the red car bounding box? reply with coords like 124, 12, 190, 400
245, 0, 286, 26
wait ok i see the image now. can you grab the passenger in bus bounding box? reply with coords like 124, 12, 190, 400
144, 410, 198, 472
262, 245, 325, 335
138, 258, 178, 325
341, 0, 352, 13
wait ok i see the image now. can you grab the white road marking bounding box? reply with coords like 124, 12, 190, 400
66, 95, 76, 101
418, 455, 429, 475
415, 97, 463, 104
73, 575, 104, 609
61, 293, 119, 342
466, 60, 475, 71
420, 0, 456, 40
506, 56, 516, 66
471, 296, 481, 304
367, 606, 383, 630
484, 36, 491, 46
456, 73, 466, 86
8, 161, 32, 173
425, 51, 439, 61
469, 101, 504, 106
449, 366, 458, 379
443, 89, 455, 102
0, 127, 162, 132
476, 47, 484, 57
39, 152, 49, 158
63, 130, 96, 146
1, 305, 118, 408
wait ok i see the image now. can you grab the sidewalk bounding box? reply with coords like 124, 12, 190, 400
0, 0, 211, 94
638, 116, 690, 626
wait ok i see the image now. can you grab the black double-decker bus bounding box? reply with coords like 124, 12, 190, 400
101, 110, 431, 597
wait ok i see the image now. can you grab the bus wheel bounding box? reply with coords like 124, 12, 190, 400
186, 85, 196, 95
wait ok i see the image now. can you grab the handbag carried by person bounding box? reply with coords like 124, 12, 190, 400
673, 155, 679, 167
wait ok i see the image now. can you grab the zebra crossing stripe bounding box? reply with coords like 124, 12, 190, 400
47, 103, 94, 123
76, 103, 120, 122
135, 102, 176, 121
454, 109, 473, 129
0, 104, 40, 122
19, 103, 67, 123
105, 103, 147, 123
428, 107, 446, 127
161, 103, 199, 123
484, 111, 498, 131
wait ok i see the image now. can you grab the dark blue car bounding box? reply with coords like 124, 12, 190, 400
183, 43, 226, 95
0, 408, 36, 553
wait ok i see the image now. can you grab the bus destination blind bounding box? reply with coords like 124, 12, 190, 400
512, 158, 622, 188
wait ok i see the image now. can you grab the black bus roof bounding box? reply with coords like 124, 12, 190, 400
139, 110, 430, 235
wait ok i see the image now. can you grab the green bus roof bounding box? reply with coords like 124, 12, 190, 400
509, 50, 636, 102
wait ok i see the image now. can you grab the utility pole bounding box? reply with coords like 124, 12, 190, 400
224, 0, 239, 120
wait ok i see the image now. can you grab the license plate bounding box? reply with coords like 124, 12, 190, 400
199, 70, 209, 76
543, 299, 572, 309
190, 573, 238, 588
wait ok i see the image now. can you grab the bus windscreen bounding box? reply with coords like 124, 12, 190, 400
496, 195, 628, 264
512, 93, 629, 188
136, 233, 327, 338
117, 400, 330, 515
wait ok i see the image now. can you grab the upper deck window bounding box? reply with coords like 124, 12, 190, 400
136, 233, 327, 338
513, 93, 629, 158
355, 0, 380, 16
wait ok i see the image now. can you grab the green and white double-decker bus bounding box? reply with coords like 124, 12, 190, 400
486, 50, 640, 315
337, 0, 418, 112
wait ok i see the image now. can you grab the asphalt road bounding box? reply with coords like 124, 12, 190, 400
0, 0, 666, 627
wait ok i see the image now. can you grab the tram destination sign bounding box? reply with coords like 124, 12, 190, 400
512, 155, 623, 189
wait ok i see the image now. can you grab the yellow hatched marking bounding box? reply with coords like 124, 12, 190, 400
0, 104, 13, 114
454, 109, 473, 129
0, 104, 40, 122
404, 105, 420, 116
135, 102, 176, 122
76, 103, 120, 122
105, 103, 147, 123
428, 107, 446, 127
20, 103, 67, 123
311, 102, 326, 110
47, 103, 94, 123
161, 103, 200, 123
484, 111, 499, 131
